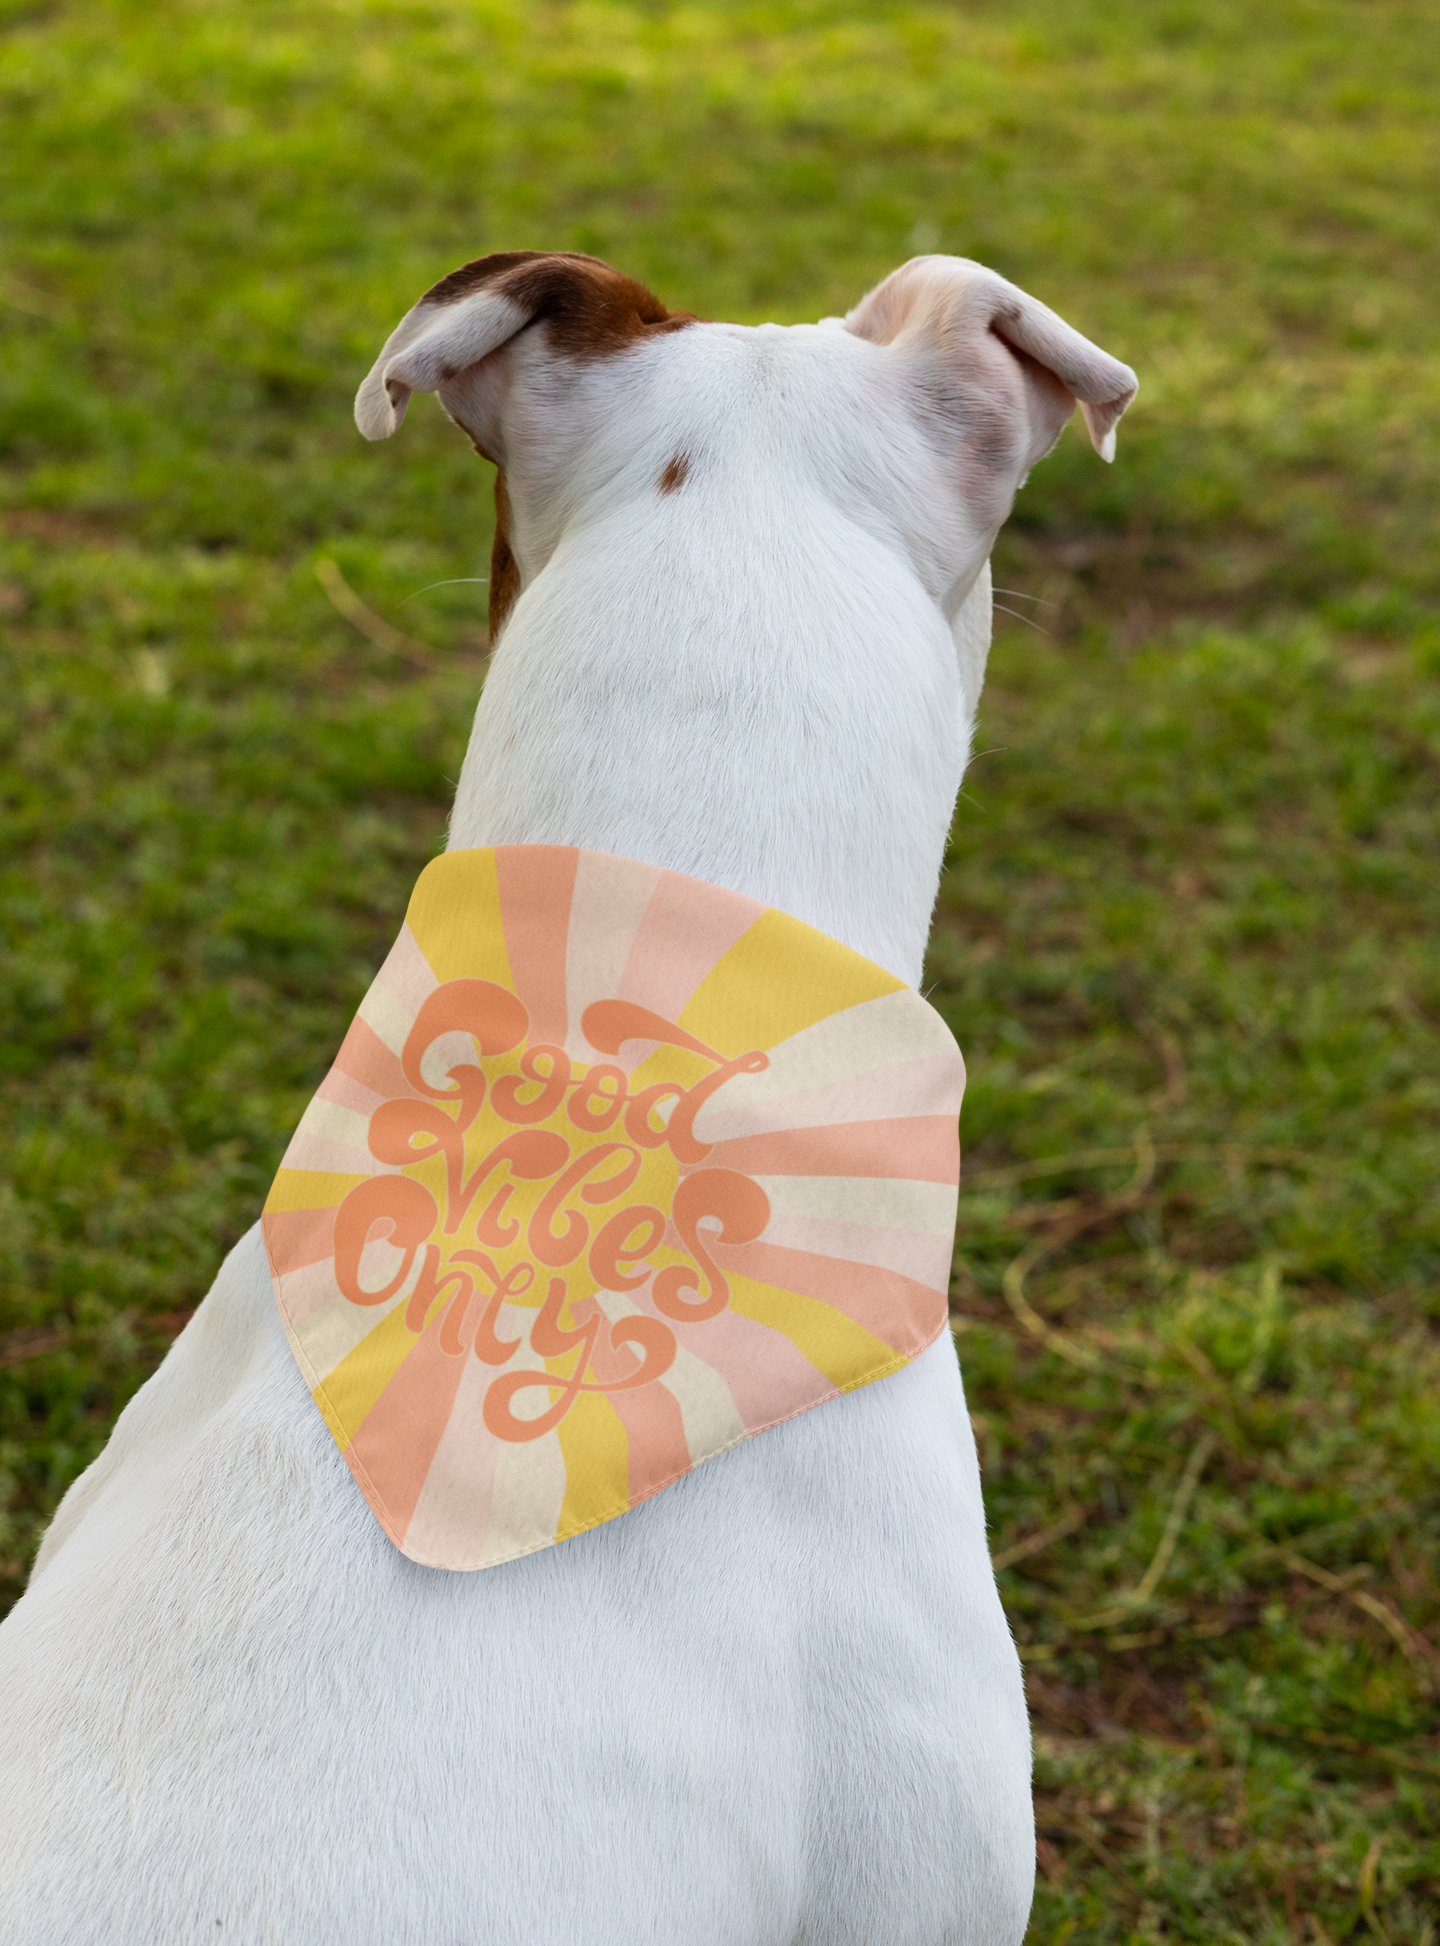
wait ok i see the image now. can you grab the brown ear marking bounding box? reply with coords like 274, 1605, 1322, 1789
488, 469, 521, 643
421, 250, 695, 360
657, 452, 690, 495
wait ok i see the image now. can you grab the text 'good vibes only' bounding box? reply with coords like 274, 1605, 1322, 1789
333, 981, 771, 1441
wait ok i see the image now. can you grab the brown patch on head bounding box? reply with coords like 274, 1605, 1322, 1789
657, 452, 690, 495
488, 470, 522, 644
391, 253, 694, 639
421, 250, 695, 360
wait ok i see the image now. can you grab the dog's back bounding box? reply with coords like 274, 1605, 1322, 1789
0, 252, 1134, 1945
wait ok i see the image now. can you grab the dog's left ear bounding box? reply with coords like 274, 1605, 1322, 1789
845, 256, 1137, 466
355, 250, 693, 446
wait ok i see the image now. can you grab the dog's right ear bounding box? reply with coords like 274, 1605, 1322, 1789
355, 251, 693, 445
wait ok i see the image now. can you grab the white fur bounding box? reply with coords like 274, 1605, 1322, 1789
0, 256, 1135, 1944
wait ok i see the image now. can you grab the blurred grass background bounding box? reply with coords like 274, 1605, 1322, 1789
1, 2, 1437, 1939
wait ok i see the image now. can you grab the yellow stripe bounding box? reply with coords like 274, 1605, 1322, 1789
405, 849, 515, 989
553, 1389, 631, 1541
313, 1304, 418, 1450
679, 908, 902, 1055
265, 1168, 368, 1214
726, 1272, 903, 1391
312, 1384, 350, 1449
623, 1042, 711, 1092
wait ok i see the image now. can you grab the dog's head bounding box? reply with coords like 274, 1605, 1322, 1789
357, 250, 1136, 646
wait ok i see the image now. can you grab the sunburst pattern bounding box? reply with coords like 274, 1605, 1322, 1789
262, 847, 964, 1570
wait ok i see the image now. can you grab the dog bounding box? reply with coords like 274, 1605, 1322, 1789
0, 251, 1135, 1944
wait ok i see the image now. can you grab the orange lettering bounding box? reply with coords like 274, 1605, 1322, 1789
605, 1312, 678, 1384
527, 1142, 642, 1267
446, 1128, 570, 1238
653, 1168, 770, 1323
581, 1000, 722, 1062
451, 1251, 531, 1365
529, 1275, 601, 1360
482, 1303, 678, 1442
401, 979, 529, 1126
623, 1080, 687, 1149
399, 1246, 478, 1351
568, 1062, 628, 1133
368, 1097, 469, 1212
588, 1203, 666, 1292
333, 1175, 439, 1306
490, 1043, 573, 1126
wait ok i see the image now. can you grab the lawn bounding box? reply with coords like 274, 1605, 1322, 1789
2, 1, 1438, 1939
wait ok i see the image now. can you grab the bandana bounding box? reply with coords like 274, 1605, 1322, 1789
262, 846, 964, 1571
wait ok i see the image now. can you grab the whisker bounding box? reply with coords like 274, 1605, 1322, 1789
992, 587, 1058, 609
993, 602, 1050, 635
397, 577, 491, 608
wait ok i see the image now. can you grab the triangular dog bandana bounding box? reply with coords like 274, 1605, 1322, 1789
262, 846, 965, 1570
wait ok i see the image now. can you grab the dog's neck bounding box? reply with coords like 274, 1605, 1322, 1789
446, 517, 989, 987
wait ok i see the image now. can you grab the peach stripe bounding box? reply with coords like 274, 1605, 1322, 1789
273, 1255, 344, 1329
629, 1288, 834, 1431
316, 1067, 389, 1117
612, 1382, 691, 1501
263, 1206, 337, 1278
723, 1240, 946, 1355
705, 1116, 959, 1184
332, 1015, 414, 1104
341, 1312, 472, 1546
617, 869, 765, 1025
495, 846, 579, 1050
582, 1301, 693, 1496
400, 1352, 499, 1568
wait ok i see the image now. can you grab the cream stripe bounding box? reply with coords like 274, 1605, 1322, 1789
292, 1096, 373, 1152
292, 1285, 415, 1380
485, 1428, 568, 1558
356, 979, 412, 1059
690, 1054, 960, 1145
752, 1173, 957, 1236
692, 989, 957, 1130
755, 1215, 953, 1290
563, 851, 664, 1062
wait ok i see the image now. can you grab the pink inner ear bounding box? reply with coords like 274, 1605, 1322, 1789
1079, 399, 1124, 462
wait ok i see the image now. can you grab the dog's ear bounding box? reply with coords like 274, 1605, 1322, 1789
844, 256, 1137, 466
355, 251, 693, 444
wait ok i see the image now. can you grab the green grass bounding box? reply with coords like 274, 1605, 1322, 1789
2, 2, 1438, 1939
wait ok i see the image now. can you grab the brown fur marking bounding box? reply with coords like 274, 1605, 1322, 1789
420, 253, 695, 641
488, 469, 521, 643
657, 452, 690, 495
420, 250, 695, 360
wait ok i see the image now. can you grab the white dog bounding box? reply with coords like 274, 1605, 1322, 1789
0, 252, 1134, 1944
